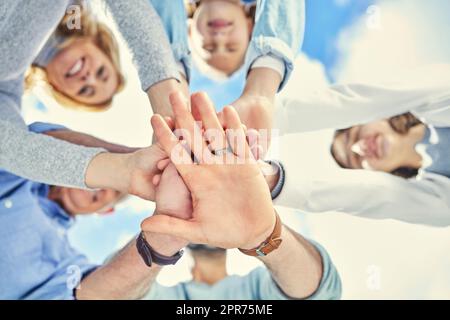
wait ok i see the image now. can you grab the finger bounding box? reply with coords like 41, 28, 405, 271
223, 106, 251, 159
191, 93, 225, 132
191, 98, 203, 124
217, 111, 226, 129
151, 115, 193, 175
157, 158, 171, 171
152, 174, 161, 186
140, 215, 203, 243
191, 92, 228, 153
164, 117, 175, 131
170, 92, 211, 163
247, 129, 262, 160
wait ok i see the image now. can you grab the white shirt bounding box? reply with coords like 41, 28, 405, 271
273, 64, 450, 227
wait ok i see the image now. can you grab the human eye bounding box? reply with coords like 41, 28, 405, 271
78, 85, 94, 97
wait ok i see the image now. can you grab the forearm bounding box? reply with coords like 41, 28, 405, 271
77, 238, 158, 300
147, 77, 189, 118
244, 67, 281, 100
235, 68, 281, 133
150, 0, 191, 81
77, 231, 185, 300
245, 0, 304, 90
104, 0, 180, 92
45, 130, 139, 153
0, 119, 103, 189
258, 225, 323, 299
85, 152, 130, 192
276, 66, 450, 135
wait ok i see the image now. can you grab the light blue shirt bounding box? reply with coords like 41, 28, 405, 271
150, 0, 305, 108
418, 126, 450, 178
146, 241, 342, 300
0, 122, 96, 300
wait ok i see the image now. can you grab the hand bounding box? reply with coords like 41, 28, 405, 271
141, 92, 276, 250
225, 67, 282, 159
85, 144, 168, 201
124, 145, 169, 200
229, 94, 274, 159
154, 162, 192, 220
232, 94, 273, 131
143, 163, 192, 256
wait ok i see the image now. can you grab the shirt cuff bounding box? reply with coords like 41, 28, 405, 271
245, 36, 295, 92
176, 61, 187, 80
304, 240, 342, 300
28, 122, 68, 134
251, 55, 286, 81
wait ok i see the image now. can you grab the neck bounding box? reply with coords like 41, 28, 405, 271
47, 186, 62, 202
407, 124, 427, 168
192, 261, 227, 285
47, 186, 74, 216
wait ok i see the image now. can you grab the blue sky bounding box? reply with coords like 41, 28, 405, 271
302, 0, 375, 80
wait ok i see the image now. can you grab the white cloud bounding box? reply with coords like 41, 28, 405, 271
334, 0, 450, 82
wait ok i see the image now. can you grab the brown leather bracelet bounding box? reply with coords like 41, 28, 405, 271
239, 212, 283, 257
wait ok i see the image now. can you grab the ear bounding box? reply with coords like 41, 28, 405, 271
188, 19, 193, 37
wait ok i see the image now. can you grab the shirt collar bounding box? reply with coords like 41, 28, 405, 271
34, 183, 75, 229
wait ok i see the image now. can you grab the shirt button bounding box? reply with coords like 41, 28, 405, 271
4, 199, 13, 209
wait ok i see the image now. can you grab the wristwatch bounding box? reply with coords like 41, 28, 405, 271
239, 213, 283, 257
265, 160, 285, 200
136, 232, 184, 267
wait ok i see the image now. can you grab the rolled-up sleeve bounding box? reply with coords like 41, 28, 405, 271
245, 0, 305, 91
104, 0, 181, 92
0, 82, 105, 189
149, 0, 191, 82
252, 240, 342, 300
304, 240, 342, 300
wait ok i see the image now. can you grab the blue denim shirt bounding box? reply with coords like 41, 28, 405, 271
0, 123, 96, 300
417, 126, 450, 178
146, 241, 342, 300
150, 0, 304, 93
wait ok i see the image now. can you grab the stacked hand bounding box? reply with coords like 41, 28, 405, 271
141, 92, 276, 250
228, 94, 273, 159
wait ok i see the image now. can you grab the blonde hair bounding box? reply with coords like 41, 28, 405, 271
26, 5, 125, 112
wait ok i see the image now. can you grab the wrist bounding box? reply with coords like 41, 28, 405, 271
256, 225, 286, 263
259, 161, 280, 192
244, 68, 281, 100
147, 78, 189, 117
240, 210, 277, 250
142, 231, 187, 257
85, 152, 131, 192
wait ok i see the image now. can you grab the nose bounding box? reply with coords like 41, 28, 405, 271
211, 29, 228, 39
81, 71, 95, 85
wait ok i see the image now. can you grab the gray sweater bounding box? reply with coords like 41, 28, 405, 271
0, 0, 179, 188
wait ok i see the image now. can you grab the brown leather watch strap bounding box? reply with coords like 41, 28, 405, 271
239, 213, 283, 257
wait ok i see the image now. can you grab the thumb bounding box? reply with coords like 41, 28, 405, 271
141, 215, 201, 243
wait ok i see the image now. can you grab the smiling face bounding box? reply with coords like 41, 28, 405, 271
332, 119, 426, 173
46, 38, 119, 106
57, 188, 123, 216
190, 0, 253, 75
